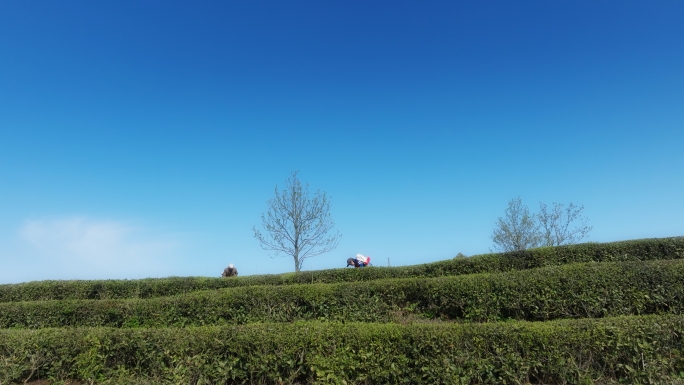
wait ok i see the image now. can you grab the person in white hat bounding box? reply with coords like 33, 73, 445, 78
346, 254, 370, 268
222, 263, 238, 277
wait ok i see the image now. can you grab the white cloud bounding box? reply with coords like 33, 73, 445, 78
12, 217, 180, 281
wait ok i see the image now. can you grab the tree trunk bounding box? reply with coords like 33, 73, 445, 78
293, 249, 300, 272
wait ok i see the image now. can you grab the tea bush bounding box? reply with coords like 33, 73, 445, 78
1, 236, 682, 303
1, 315, 683, 384
2, 259, 683, 328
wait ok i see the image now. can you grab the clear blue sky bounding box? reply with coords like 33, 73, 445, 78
1, 1, 682, 284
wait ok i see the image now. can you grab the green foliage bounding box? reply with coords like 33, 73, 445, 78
2, 236, 684, 383
2, 315, 684, 384
1, 236, 682, 303
2, 259, 684, 328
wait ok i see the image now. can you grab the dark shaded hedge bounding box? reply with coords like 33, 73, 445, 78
2, 259, 683, 328
2, 315, 684, 384
1, 236, 682, 303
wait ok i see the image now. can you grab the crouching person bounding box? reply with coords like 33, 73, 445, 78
346, 254, 370, 268
222, 263, 238, 277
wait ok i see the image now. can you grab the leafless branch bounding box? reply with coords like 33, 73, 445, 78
491, 197, 592, 252
253, 171, 341, 272
538, 202, 592, 246
491, 197, 541, 252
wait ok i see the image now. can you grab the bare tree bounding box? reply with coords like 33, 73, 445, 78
538, 202, 592, 246
491, 197, 541, 252
253, 171, 341, 272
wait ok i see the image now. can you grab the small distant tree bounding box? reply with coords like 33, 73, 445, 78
253, 171, 341, 272
491, 197, 592, 252
538, 202, 592, 247
491, 197, 541, 252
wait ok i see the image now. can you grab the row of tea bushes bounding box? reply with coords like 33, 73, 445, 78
1, 236, 682, 303
2, 315, 683, 385
2, 259, 683, 328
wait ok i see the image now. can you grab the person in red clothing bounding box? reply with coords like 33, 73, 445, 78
346, 254, 371, 268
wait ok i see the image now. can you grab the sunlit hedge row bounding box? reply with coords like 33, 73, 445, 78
1, 236, 682, 303
2, 259, 683, 328
2, 315, 683, 385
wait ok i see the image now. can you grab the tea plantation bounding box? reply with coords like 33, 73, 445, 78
2, 237, 684, 384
